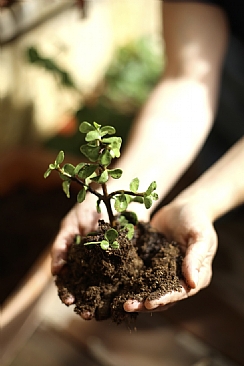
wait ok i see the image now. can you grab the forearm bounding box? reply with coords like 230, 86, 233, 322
175, 137, 244, 221
110, 75, 215, 209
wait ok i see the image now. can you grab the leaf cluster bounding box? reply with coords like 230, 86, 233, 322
44, 121, 159, 250
84, 228, 119, 250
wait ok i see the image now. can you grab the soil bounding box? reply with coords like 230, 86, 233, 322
55, 220, 184, 324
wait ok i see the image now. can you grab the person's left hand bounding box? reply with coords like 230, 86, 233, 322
124, 197, 218, 313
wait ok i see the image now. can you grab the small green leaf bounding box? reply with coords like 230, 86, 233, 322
151, 192, 159, 201
130, 177, 139, 193
80, 145, 100, 162
144, 196, 152, 209
77, 187, 86, 203
79, 121, 95, 133
59, 172, 71, 181
102, 137, 122, 151
92, 170, 109, 184
100, 125, 116, 136
108, 168, 122, 179
110, 147, 120, 158
93, 122, 101, 130
145, 181, 157, 196
55, 151, 64, 165
100, 240, 109, 250
62, 180, 71, 198
63, 163, 75, 176
132, 196, 144, 204
105, 228, 118, 242
85, 130, 100, 142
121, 211, 138, 225
74, 162, 86, 175
49, 163, 56, 169
78, 164, 98, 179
111, 241, 120, 249
125, 223, 135, 240
44, 168, 52, 178
100, 149, 112, 166
114, 194, 128, 212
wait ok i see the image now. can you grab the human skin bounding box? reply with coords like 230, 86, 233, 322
51, 2, 244, 314
125, 136, 244, 312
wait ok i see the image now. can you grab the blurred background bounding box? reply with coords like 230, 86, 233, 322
1, 1, 244, 365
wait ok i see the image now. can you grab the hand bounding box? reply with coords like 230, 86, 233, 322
51, 193, 103, 276
124, 197, 218, 312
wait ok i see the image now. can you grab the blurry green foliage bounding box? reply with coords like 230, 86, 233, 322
26, 36, 164, 156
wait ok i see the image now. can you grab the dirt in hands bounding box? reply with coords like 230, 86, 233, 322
55, 220, 184, 324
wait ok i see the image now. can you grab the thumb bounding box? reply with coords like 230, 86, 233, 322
182, 237, 209, 289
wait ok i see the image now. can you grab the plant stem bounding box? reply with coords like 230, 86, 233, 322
102, 183, 115, 227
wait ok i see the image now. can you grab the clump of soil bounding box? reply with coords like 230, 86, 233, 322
55, 220, 184, 324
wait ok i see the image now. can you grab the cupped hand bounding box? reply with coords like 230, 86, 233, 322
51, 193, 103, 276
51, 193, 151, 276
124, 197, 218, 313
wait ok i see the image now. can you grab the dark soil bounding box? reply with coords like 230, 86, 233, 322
55, 220, 184, 324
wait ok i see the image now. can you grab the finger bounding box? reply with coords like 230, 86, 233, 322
51, 232, 76, 275
183, 233, 216, 288
124, 299, 174, 313
143, 281, 190, 310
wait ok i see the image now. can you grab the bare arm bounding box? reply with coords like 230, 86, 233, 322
110, 2, 229, 213
51, 2, 230, 274
176, 136, 244, 221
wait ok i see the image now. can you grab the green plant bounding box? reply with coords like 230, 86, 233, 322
44, 121, 158, 249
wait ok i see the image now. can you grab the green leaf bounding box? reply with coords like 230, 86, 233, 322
44, 168, 52, 178
62, 180, 71, 198
102, 136, 122, 149
100, 240, 109, 250
79, 121, 95, 133
74, 162, 86, 175
85, 130, 101, 142
49, 163, 56, 169
121, 211, 138, 225
114, 194, 128, 212
125, 223, 134, 240
145, 181, 157, 196
80, 144, 100, 162
144, 196, 152, 209
77, 187, 86, 203
111, 241, 119, 249
85, 171, 97, 185
110, 147, 121, 158
96, 170, 109, 184
132, 196, 144, 204
93, 122, 101, 130
100, 125, 116, 136
151, 192, 159, 201
105, 228, 118, 243
55, 151, 64, 165
63, 163, 75, 176
108, 168, 122, 179
100, 149, 112, 166
59, 172, 71, 181
130, 177, 139, 193
78, 164, 98, 179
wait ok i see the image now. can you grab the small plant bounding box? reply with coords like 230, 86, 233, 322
44, 121, 158, 249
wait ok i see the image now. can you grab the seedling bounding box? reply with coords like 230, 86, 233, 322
44, 121, 158, 249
